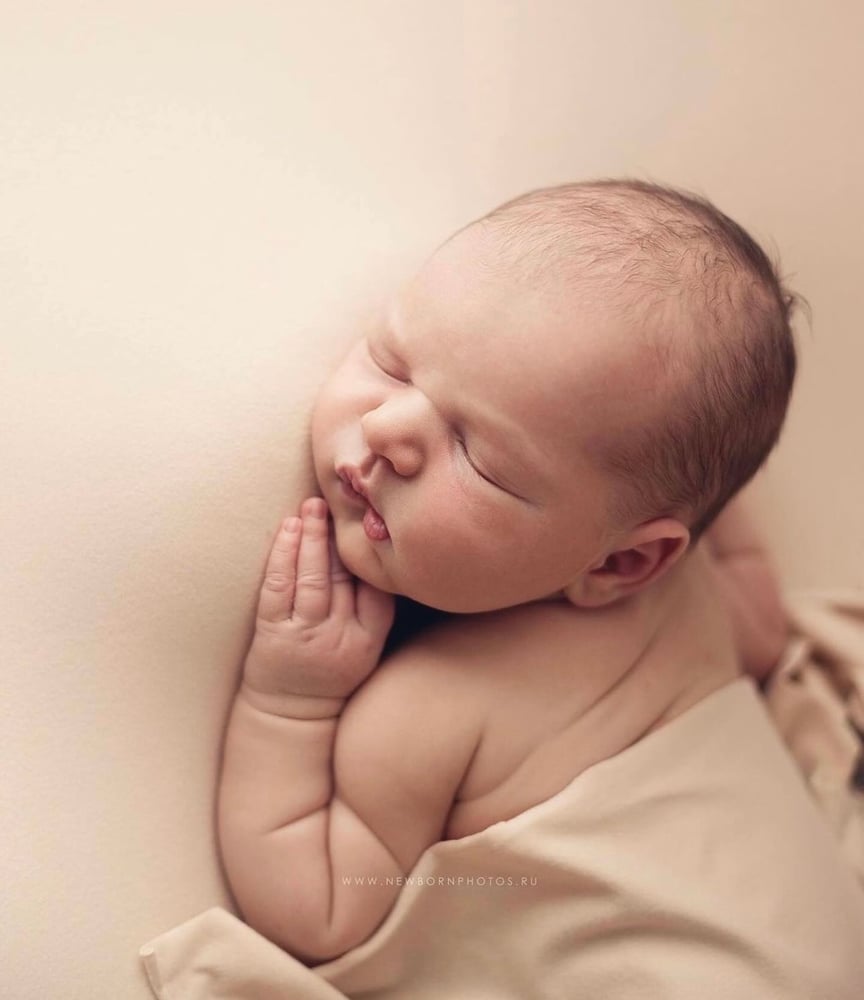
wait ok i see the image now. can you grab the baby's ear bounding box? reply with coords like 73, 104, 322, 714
564, 518, 690, 608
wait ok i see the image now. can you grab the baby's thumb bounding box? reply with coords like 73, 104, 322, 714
356, 581, 396, 639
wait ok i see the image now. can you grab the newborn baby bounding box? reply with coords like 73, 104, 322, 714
217, 180, 796, 965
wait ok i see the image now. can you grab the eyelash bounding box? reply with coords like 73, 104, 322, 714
457, 437, 501, 490
369, 346, 409, 384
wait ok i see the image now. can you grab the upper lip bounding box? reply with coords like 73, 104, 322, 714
337, 464, 379, 509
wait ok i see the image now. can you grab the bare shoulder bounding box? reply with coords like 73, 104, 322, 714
331, 602, 589, 864
335, 593, 729, 848
388, 597, 661, 759
436, 584, 739, 839
331, 617, 489, 872
333, 603, 545, 782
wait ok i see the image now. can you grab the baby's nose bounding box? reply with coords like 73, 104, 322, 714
360, 391, 434, 477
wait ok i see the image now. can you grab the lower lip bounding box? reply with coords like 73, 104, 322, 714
363, 505, 390, 542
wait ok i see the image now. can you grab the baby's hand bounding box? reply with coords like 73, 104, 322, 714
242, 497, 395, 714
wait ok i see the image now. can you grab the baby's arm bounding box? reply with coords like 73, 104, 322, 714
701, 489, 788, 681
217, 498, 480, 964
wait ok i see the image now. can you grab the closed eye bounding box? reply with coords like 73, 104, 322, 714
367, 341, 410, 383
457, 437, 505, 491
457, 436, 533, 503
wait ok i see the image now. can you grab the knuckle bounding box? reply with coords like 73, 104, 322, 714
253, 619, 283, 640
262, 571, 293, 593
297, 569, 328, 591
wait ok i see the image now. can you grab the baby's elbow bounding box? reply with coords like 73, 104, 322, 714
253, 910, 357, 967
290, 934, 355, 968
226, 862, 356, 966
283, 885, 394, 965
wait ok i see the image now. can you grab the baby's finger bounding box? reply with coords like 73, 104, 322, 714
293, 497, 332, 623
256, 516, 301, 622
328, 530, 356, 621
356, 580, 395, 639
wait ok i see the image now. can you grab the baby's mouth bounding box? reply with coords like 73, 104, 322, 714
337, 467, 390, 541
337, 468, 370, 507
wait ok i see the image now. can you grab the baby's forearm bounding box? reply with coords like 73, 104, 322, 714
217, 684, 346, 963
218, 680, 404, 964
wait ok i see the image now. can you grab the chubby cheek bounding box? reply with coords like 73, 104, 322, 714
395, 475, 484, 548
392, 482, 527, 604
406, 497, 590, 611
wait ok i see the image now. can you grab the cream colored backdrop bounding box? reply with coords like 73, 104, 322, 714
2, 2, 862, 997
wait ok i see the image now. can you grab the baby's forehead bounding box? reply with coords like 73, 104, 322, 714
401, 246, 671, 385
474, 213, 745, 367
398, 254, 673, 421
422, 217, 643, 325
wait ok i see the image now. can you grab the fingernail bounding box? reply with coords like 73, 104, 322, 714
305, 497, 327, 519
283, 516, 300, 533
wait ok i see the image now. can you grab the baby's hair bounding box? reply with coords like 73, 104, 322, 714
472, 179, 800, 544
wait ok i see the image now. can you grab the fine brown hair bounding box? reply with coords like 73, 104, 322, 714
475, 179, 800, 544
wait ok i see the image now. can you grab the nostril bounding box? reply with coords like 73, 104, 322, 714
360, 398, 428, 478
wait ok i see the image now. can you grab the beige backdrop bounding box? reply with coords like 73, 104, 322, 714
2, 2, 862, 997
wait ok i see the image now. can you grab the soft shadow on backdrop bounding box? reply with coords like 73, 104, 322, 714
2, 3, 862, 997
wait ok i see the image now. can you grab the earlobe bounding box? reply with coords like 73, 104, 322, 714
564, 518, 690, 608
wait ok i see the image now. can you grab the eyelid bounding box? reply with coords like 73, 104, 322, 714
458, 436, 532, 502
368, 340, 410, 383
457, 437, 504, 491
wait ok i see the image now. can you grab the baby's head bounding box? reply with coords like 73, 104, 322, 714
312, 179, 798, 613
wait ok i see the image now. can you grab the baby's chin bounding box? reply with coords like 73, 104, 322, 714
333, 524, 396, 592
334, 536, 467, 610
333, 520, 561, 612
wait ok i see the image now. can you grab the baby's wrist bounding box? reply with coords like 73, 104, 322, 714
239, 680, 346, 719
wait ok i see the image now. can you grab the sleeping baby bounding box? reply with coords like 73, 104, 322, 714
216, 180, 862, 986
